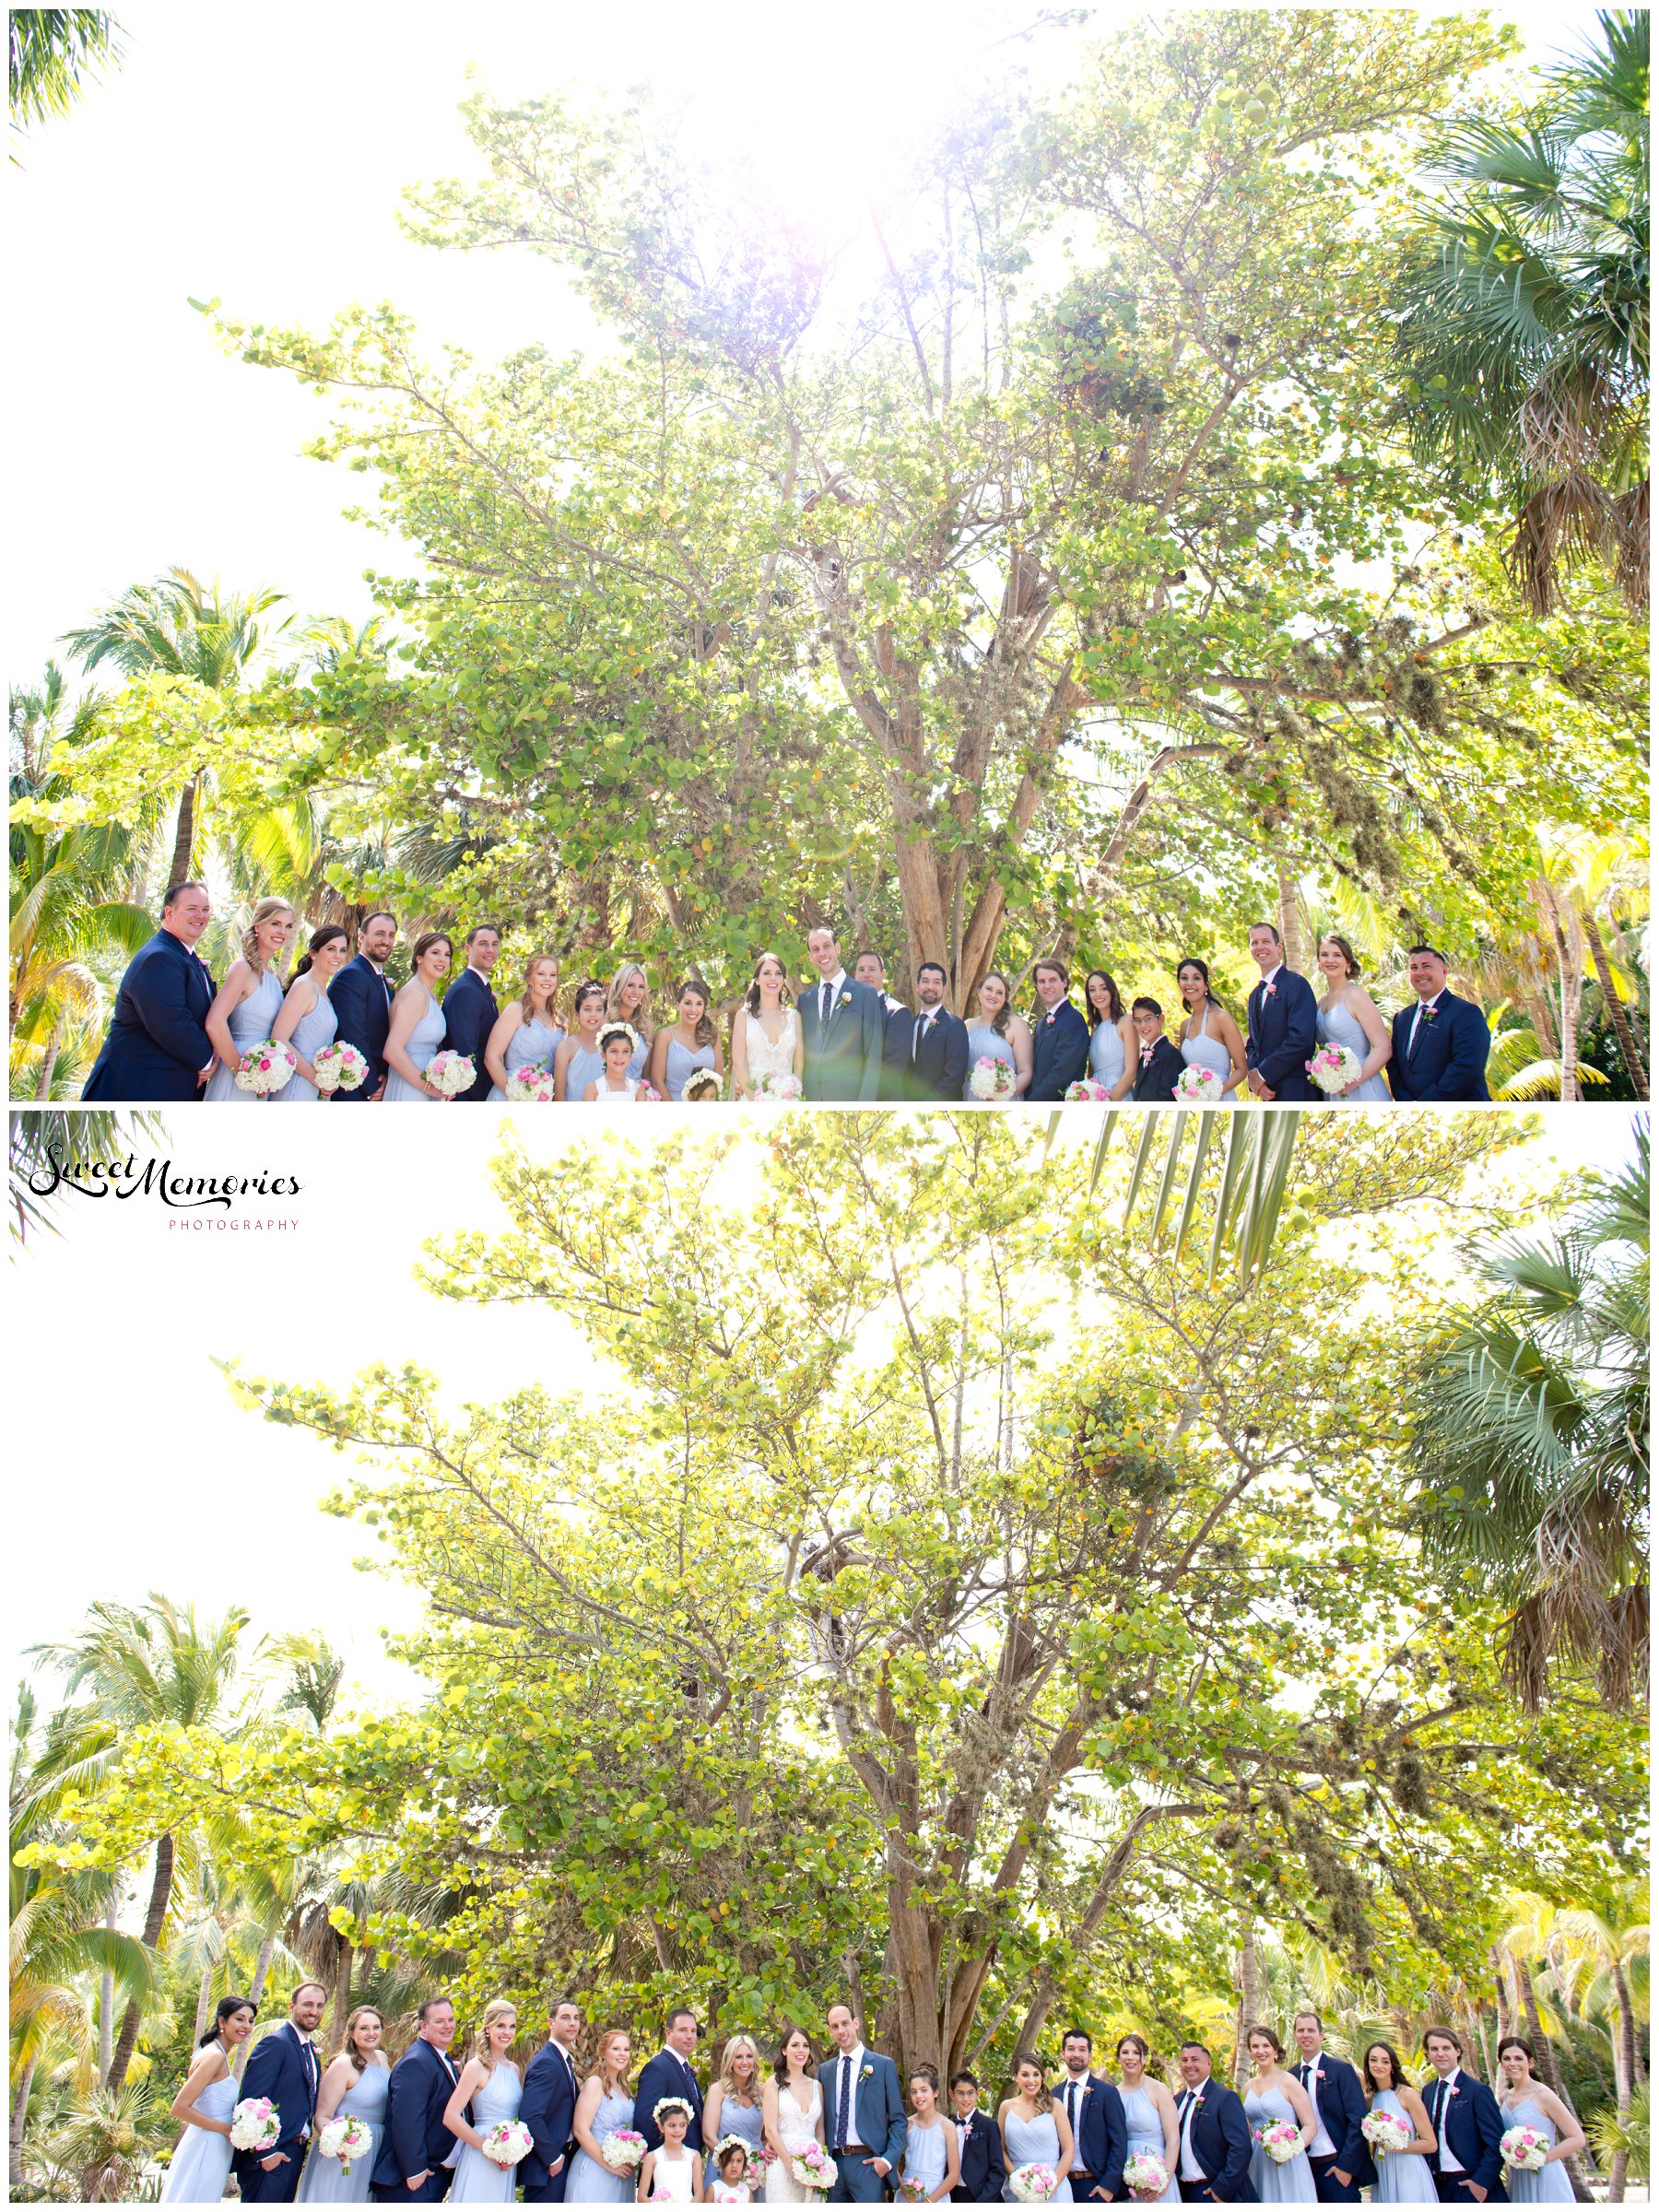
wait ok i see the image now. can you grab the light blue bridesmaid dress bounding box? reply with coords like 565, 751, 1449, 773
382, 987, 448, 1101
963, 1024, 1017, 1100
203, 967, 286, 1100
566, 2084, 638, 2203
903, 2118, 949, 2198
449, 2061, 525, 2202
1180, 1001, 1234, 1088
1088, 1018, 1127, 1091
273, 975, 338, 1103
1003, 2104, 1072, 2203
704, 2093, 763, 2190
664, 1035, 717, 1100
160, 2061, 237, 2201
1367, 2088, 1437, 2204
1500, 2097, 1573, 2203
1245, 2083, 1316, 2202
561, 1041, 607, 1102
488, 1016, 565, 1101
298, 2060, 391, 2202
1119, 2084, 1179, 2204
1315, 995, 1392, 1103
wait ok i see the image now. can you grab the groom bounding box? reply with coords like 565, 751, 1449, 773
799, 926, 885, 1101
823, 1999, 907, 2202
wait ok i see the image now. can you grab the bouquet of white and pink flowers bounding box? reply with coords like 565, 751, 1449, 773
969, 1054, 1015, 1100
602, 2129, 648, 2172
755, 1070, 804, 1102
1305, 1042, 1361, 1096
711, 2187, 751, 2204
1361, 2110, 1413, 2158
1122, 2151, 1171, 2196
1063, 1077, 1112, 1103
504, 1062, 557, 1101
1174, 1063, 1224, 1102
793, 2143, 837, 2191
1501, 2124, 1551, 2173
1008, 2162, 1058, 2202
229, 2097, 282, 2152
311, 1040, 368, 1094
422, 1050, 476, 1098
233, 1041, 296, 1096
316, 2113, 374, 2172
898, 2181, 933, 2202
634, 1080, 665, 1100
480, 2119, 534, 2168
1253, 2121, 1301, 2165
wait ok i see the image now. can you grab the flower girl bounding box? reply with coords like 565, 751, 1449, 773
583, 1023, 651, 1104
640, 2098, 704, 2202
709, 2139, 756, 2204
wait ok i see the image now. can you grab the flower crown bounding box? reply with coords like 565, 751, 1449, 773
683, 1067, 722, 1100
598, 1021, 641, 1054
653, 2096, 695, 2124
713, 2134, 756, 2164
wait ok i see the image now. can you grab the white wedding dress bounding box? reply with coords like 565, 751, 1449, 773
745, 1010, 799, 1093
766, 2079, 823, 2205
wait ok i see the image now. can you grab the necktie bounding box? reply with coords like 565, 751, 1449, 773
1409, 1002, 1430, 1057
821, 982, 832, 1028
912, 1016, 924, 1061
836, 2053, 852, 2148
1066, 2081, 1078, 2158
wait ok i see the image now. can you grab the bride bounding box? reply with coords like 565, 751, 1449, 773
762, 2026, 824, 2204
731, 952, 805, 1099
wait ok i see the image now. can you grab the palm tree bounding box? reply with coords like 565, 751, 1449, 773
8, 1108, 165, 1245
8, 11, 123, 154
1409, 1127, 1649, 1708
1554, 1884, 1650, 2199
1068, 1108, 1304, 1288
1548, 825, 1650, 1098
1392, 10, 1650, 616
30, 1596, 256, 2093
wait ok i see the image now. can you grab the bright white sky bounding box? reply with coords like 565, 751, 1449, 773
4, 0, 1600, 688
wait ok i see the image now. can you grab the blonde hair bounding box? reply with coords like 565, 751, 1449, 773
718, 2034, 761, 2099
595, 2028, 632, 2094
241, 897, 295, 969
470, 1997, 520, 2065
606, 963, 652, 1029
519, 953, 562, 1027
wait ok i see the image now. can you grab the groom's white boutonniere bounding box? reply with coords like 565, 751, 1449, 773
841, 991, 852, 1006
861, 2065, 874, 2081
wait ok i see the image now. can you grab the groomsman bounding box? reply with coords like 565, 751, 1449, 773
1421, 2029, 1508, 2204
1290, 2011, 1374, 2200
330, 912, 398, 1102
371, 1994, 465, 2202
823, 1999, 907, 2203
895, 964, 971, 1102
81, 880, 216, 1102
853, 949, 914, 1100
441, 924, 501, 1101
1387, 946, 1490, 1101
1244, 924, 1318, 1100
800, 926, 886, 1101
1055, 2030, 1128, 2202
1171, 2041, 1252, 2203
949, 2072, 1007, 2202
636, 2007, 705, 2152
521, 1995, 583, 2202
1029, 960, 1091, 1100
1129, 999, 1186, 1102
231, 1981, 325, 2202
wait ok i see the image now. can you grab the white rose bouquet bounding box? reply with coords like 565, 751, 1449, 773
233, 1041, 296, 1096
422, 1050, 476, 1097
505, 1063, 557, 1101
1305, 1042, 1361, 1095
480, 2119, 534, 2168
969, 1055, 1014, 1100
229, 2098, 281, 2152
312, 1041, 368, 1093
316, 2113, 374, 2172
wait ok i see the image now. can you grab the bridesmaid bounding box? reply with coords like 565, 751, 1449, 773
556, 981, 609, 1102
962, 971, 1033, 1100
1313, 935, 1393, 1101
649, 978, 724, 1101
299, 2005, 392, 2202
702, 2034, 765, 2192
1112, 2036, 1179, 2203
730, 952, 803, 1100
486, 954, 564, 1100
998, 2052, 1073, 2204
1243, 2027, 1317, 2203
900, 2065, 960, 2204
382, 932, 454, 1100
160, 1993, 257, 2203
1496, 2038, 1583, 2203
1084, 971, 1136, 1099
273, 924, 348, 1101
1174, 959, 1247, 1095
445, 1998, 526, 2202
605, 963, 654, 1078
1359, 2041, 1438, 2205
204, 897, 295, 1100
567, 2028, 637, 2204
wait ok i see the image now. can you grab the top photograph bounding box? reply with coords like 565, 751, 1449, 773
7, 4, 1649, 1108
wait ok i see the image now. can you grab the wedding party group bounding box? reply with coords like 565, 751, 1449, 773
157, 1989, 1587, 2210
76, 888, 1495, 1107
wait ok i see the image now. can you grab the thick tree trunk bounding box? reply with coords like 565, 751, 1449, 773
106, 1830, 175, 2092
1607, 1959, 1637, 2202
9, 2057, 36, 2191
170, 780, 198, 888
1276, 865, 1303, 973
1235, 1923, 1264, 2090
1515, 1961, 1593, 2202
100, 1894, 117, 2080
330, 1939, 355, 2056
1581, 909, 1648, 1098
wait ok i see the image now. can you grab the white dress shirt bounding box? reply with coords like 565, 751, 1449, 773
1432, 2072, 1465, 2172
1177, 2088, 1206, 2183
830, 2044, 866, 2148
1299, 2061, 1335, 2159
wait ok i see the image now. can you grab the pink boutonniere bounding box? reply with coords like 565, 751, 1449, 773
1265, 981, 1277, 996
1044, 1009, 1056, 1025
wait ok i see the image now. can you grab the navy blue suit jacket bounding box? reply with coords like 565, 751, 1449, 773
440, 967, 499, 1101
635, 2049, 705, 2152
329, 954, 394, 1100
1245, 968, 1318, 1100
1054, 2075, 1128, 2196
520, 2039, 581, 2197
877, 997, 913, 1100
81, 929, 215, 1102
230, 2022, 318, 2194
1426, 2071, 1508, 2198
1130, 1036, 1186, 1104
951, 2109, 1007, 2201
1296, 2054, 1374, 2186
1030, 999, 1090, 1100
892, 1006, 971, 1102
1387, 993, 1490, 1101
371, 2038, 464, 2194
1175, 2080, 1252, 2201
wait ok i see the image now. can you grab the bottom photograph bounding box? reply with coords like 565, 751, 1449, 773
6, 1106, 1648, 2208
